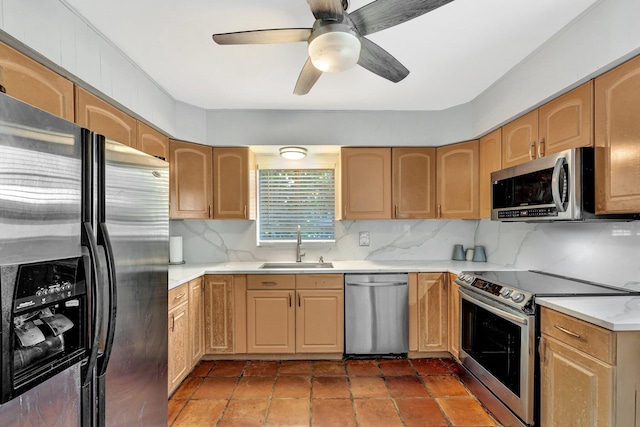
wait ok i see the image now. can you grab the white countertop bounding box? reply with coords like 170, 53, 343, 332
168, 260, 506, 290
536, 296, 640, 331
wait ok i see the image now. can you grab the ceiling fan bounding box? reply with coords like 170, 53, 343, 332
212, 0, 454, 95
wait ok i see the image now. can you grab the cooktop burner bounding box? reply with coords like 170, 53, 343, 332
456, 270, 636, 313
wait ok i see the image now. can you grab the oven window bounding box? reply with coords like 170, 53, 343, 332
461, 299, 522, 396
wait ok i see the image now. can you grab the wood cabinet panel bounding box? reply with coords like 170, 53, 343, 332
213, 147, 255, 219
436, 140, 479, 219
502, 110, 538, 168
137, 121, 169, 160
416, 273, 448, 352
539, 81, 593, 156
75, 87, 137, 148
168, 300, 189, 395
204, 275, 235, 354
169, 283, 188, 310
540, 335, 613, 427
392, 147, 436, 219
341, 147, 391, 219
247, 274, 295, 290
246, 290, 295, 353
479, 129, 502, 218
295, 274, 343, 290
188, 277, 204, 365
295, 290, 344, 353
447, 274, 460, 359
0, 42, 74, 120
169, 139, 213, 219
595, 54, 640, 213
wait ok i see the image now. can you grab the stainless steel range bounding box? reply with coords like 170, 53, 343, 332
455, 270, 638, 427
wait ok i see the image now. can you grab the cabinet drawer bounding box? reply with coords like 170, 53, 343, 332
296, 274, 344, 289
540, 307, 614, 364
247, 274, 295, 290
169, 283, 189, 310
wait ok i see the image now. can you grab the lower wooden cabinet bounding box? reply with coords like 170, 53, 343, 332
447, 273, 460, 359
204, 275, 235, 354
247, 289, 295, 353
188, 277, 204, 366
416, 273, 448, 352
296, 289, 344, 353
168, 283, 189, 396
540, 307, 640, 427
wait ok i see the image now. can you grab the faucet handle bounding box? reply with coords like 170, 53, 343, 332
319, 256, 324, 263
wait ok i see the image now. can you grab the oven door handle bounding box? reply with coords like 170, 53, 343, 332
460, 289, 529, 325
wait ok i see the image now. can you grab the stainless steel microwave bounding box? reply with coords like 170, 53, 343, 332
491, 147, 636, 222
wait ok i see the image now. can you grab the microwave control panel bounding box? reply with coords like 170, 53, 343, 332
498, 207, 558, 219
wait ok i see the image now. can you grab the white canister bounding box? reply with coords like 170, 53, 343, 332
465, 248, 474, 261
169, 236, 183, 264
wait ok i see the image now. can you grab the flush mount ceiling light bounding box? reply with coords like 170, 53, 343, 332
279, 146, 307, 160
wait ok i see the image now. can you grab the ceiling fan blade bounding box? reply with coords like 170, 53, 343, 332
294, 58, 323, 95
306, 0, 343, 21
357, 37, 409, 83
212, 28, 312, 45
349, 0, 454, 36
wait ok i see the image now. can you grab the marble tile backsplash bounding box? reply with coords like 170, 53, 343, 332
170, 219, 640, 290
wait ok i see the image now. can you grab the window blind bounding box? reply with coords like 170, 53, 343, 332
258, 169, 335, 242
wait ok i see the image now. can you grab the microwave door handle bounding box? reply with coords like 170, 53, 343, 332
551, 157, 567, 212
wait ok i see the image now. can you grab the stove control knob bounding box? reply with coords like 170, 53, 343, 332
511, 292, 525, 303
500, 288, 512, 298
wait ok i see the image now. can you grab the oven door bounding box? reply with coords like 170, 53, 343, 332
459, 288, 535, 425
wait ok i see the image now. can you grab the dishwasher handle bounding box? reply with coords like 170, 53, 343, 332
346, 281, 407, 287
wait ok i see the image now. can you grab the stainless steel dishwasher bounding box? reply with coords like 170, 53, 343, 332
345, 273, 409, 355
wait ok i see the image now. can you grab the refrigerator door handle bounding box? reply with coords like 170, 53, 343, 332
96, 221, 117, 376
80, 221, 103, 385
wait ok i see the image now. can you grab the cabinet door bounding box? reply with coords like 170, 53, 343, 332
168, 301, 189, 395
247, 290, 295, 353
539, 81, 593, 156
416, 273, 448, 352
169, 139, 213, 219
392, 147, 436, 219
189, 277, 205, 365
213, 147, 254, 219
0, 43, 74, 120
75, 87, 137, 148
595, 55, 640, 214
204, 275, 234, 354
479, 129, 502, 218
436, 140, 479, 219
137, 121, 169, 160
447, 274, 460, 360
502, 110, 538, 168
296, 290, 344, 353
540, 335, 614, 427
341, 147, 391, 219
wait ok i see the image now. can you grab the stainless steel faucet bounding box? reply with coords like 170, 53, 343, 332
296, 225, 305, 262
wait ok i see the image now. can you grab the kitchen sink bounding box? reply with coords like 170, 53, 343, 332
259, 262, 334, 269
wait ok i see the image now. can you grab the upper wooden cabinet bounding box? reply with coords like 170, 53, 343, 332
392, 147, 436, 219
436, 140, 479, 219
503, 82, 593, 168
595, 55, 640, 214
479, 129, 502, 218
502, 110, 538, 168
137, 121, 169, 160
213, 147, 256, 219
340, 147, 391, 219
0, 42, 74, 120
75, 87, 137, 148
169, 139, 213, 219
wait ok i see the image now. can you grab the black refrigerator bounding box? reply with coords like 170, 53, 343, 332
0, 92, 168, 426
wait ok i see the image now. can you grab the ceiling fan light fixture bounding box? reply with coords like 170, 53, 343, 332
279, 146, 307, 160
308, 31, 361, 73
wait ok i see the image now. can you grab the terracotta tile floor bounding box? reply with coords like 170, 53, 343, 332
168, 358, 501, 427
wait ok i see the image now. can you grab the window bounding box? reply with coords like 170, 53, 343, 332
258, 169, 335, 243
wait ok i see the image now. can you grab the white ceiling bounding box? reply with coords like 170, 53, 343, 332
63, 0, 599, 111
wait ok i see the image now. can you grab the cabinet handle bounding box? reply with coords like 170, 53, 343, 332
261, 281, 278, 286
538, 138, 545, 158
395, 204, 398, 219
175, 292, 186, 300
297, 292, 301, 307
553, 324, 580, 339
529, 141, 536, 160
208, 205, 212, 218
244, 205, 247, 219
437, 205, 441, 218
289, 292, 292, 307
343, 206, 347, 219
170, 313, 175, 332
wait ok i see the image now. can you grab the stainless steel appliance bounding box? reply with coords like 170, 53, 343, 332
345, 273, 408, 355
0, 93, 168, 426
491, 147, 636, 222
455, 270, 639, 427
